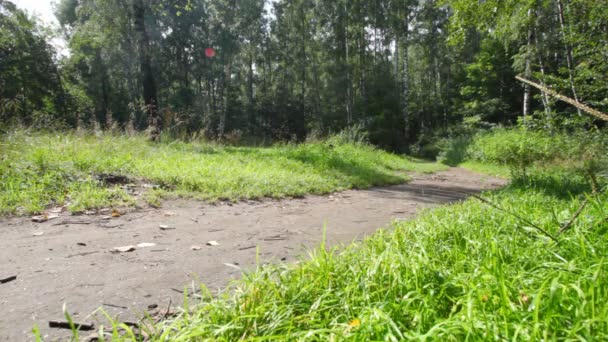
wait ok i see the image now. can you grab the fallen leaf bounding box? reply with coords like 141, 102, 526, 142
113, 245, 136, 253
111, 209, 121, 218
77, 242, 87, 247
32, 214, 49, 223
136, 242, 157, 248
206, 241, 220, 246
33, 232, 44, 237
159, 224, 175, 231
191, 245, 202, 251
99, 208, 110, 213
100, 215, 112, 220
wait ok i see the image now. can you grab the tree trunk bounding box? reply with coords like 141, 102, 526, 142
534, 26, 552, 124
556, 0, 581, 115
297, 5, 307, 141
247, 49, 255, 130
133, 0, 161, 141
523, 8, 533, 119
401, 9, 410, 140
343, 2, 352, 126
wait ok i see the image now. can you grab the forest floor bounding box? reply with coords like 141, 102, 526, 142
0, 167, 505, 341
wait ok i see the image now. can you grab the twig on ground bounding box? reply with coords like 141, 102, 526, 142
559, 197, 590, 235
122, 321, 140, 328
52, 221, 92, 226
102, 303, 128, 309
49, 320, 95, 331
1, 275, 17, 284
66, 251, 99, 258
159, 299, 172, 323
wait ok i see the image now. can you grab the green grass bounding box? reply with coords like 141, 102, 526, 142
460, 161, 511, 178
37, 127, 603, 341
0, 131, 446, 215
91, 166, 605, 341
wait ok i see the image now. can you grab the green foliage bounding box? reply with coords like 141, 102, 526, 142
326, 124, 370, 145
466, 128, 608, 180
436, 134, 472, 166
0, 131, 445, 215
0, 0, 67, 127
467, 129, 563, 176
109, 166, 607, 341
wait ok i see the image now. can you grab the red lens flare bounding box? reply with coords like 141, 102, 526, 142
205, 48, 216, 58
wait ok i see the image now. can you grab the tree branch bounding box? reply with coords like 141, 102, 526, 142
515, 76, 608, 122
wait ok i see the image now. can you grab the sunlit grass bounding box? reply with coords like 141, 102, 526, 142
91, 166, 607, 341
460, 160, 511, 178
0, 131, 446, 214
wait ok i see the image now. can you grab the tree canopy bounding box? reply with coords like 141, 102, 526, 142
1, 0, 606, 149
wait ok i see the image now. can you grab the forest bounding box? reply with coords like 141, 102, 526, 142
2, 0, 606, 150
1, 0, 608, 340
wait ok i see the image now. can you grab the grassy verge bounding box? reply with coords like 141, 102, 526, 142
459, 161, 511, 178
99, 165, 604, 341
0, 131, 446, 215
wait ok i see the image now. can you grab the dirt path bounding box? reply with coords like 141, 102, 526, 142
0, 168, 505, 341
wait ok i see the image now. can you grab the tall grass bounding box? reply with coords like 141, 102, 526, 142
0, 131, 445, 214
121, 168, 606, 341
40, 128, 606, 340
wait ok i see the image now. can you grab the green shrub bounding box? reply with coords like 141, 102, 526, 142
436, 135, 473, 166
467, 129, 564, 176
465, 128, 608, 184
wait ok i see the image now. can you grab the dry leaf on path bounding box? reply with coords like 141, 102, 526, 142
136, 242, 157, 248
113, 245, 136, 253
206, 241, 220, 246
159, 224, 175, 231
32, 213, 59, 223
191, 245, 202, 251
33, 232, 44, 237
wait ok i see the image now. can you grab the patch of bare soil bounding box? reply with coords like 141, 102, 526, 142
0, 168, 506, 341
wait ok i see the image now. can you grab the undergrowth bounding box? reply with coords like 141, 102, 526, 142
0, 131, 445, 215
